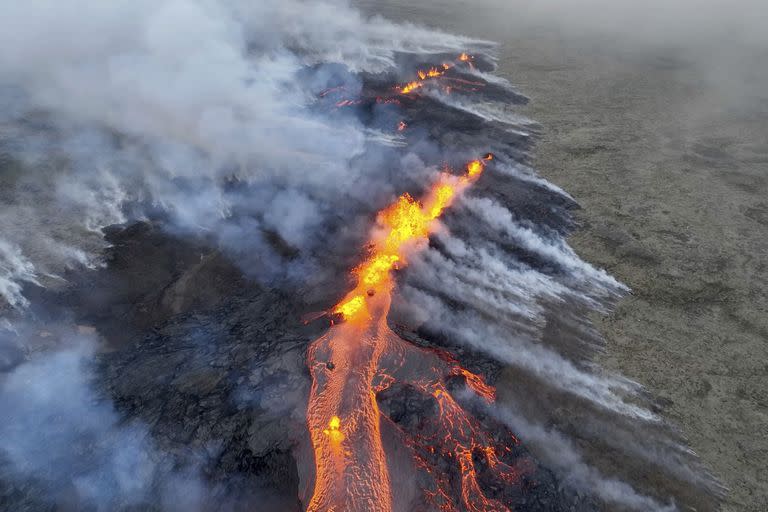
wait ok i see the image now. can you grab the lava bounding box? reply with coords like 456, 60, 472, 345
335, 98, 363, 108
326, 53, 481, 112
306, 288, 394, 512
396, 54, 478, 96
459, 52, 476, 70
305, 54, 516, 512
331, 158, 486, 327
305, 154, 520, 511
397, 64, 451, 95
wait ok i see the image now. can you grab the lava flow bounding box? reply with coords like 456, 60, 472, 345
304, 154, 524, 512
397, 54, 483, 96
327, 53, 483, 112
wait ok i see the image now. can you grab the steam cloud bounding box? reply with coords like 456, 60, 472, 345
0, 0, 477, 306
0, 327, 211, 511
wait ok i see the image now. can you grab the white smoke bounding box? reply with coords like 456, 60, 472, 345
0, 240, 38, 308
487, 400, 676, 512
0, 328, 212, 511
464, 196, 625, 292
491, 160, 575, 200
0, 0, 485, 307
403, 284, 655, 421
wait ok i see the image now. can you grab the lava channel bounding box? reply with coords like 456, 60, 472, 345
304, 155, 522, 512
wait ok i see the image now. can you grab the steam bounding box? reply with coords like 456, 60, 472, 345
0, 241, 38, 308
0, 0, 480, 307
0, 328, 209, 511
487, 400, 675, 512
464, 196, 625, 292
403, 284, 654, 421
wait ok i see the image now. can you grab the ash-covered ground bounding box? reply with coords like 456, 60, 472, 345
0, 1, 737, 511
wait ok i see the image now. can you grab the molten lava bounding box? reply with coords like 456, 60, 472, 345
398, 65, 450, 95
459, 52, 476, 69
331, 158, 485, 327
326, 53, 482, 112
305, 154, 522, 511
305, 55, 516, 512
396, 54, 479, 96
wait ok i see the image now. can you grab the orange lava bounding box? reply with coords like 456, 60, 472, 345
396, 54, 476, 96
305, 155, 519, 512
306, 294, 393, 512
335, 99, 362, 108
306, 48, 517, 512
332, 158, 487, 325
459, 52, 476, 69
328, 54, 479, 111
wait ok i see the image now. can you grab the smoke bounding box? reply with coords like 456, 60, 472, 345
463, 196, 625, 293
0, 240, 39, 308
0, 0, 352, 302
0, 0, 482, 307
363, 0, 768, 52
0, 327, 210, 511
0, 0, 722, 509
0, 319, 304, 511
486, 399, 676, 512
391, 162, 719, 505
402, 284, 654, 421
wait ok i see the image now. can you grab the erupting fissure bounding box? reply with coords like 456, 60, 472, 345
332, 154, 491, 327
396, 54, 483, 96
304, 53, 520, 512
304, 148, 518, 510
326, 53, 483, 113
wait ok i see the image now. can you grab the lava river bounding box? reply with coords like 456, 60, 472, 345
304, 154, 526, 511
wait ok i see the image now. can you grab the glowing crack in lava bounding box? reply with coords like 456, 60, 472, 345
304, 154, 523, 512
327, 54, 483, 113
397, 54, 482, 96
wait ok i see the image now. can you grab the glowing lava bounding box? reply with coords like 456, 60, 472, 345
398, 65, 450, 95
305, 155, 511, 512
396, 55, 478, 96
331, 157, 488, 326
326, 54, 482, 110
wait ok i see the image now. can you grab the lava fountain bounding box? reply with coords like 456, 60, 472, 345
304, 155, 522, 512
